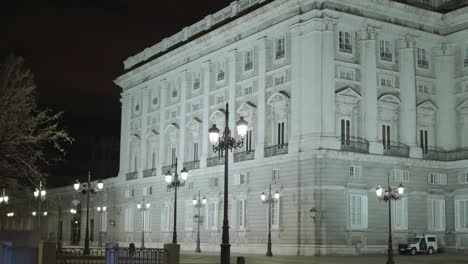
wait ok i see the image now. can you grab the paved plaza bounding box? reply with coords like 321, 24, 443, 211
181, 252, 468, 264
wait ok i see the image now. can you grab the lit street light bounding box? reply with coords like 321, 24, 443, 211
376, 175, 405, 264
33, 181, 46, 232
192, 191, 206, 253
209, 102, 248, 264
73, 171, 104, 255
96, 206, 107, 247
137, 201, 151, 249
260, 185, 280, 257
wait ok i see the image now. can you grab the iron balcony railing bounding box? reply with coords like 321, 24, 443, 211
207, 156, 224, 167
143, 169, 157, 178
423, 147, 468, 161
183, 160, 200, 170
264, 144, 289, 157
126, 172, 138, 181
383, 142, 410, 158
234, 150, 255, 162
340, 138, 369, 154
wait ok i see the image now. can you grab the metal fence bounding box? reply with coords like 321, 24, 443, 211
57, 247, 167, 264
340, 138, 369, 154
264, 144, 288, 157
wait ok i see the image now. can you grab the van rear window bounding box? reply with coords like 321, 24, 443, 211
428, 237, 436, 242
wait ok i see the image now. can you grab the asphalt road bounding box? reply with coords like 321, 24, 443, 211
181, 252, 468, 264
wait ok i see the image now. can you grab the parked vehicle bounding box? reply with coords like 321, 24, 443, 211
398, 235, 438, 255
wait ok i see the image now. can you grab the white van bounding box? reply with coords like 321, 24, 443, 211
398, 235, 438, 255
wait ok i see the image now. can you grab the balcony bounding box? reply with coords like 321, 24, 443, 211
340, 138, 369, 154
423, 147, 468, 161
207, 156, 224, 167
264, 144, 288, 158
383, 142, 410, 158
143, 169, 157, 178
126, 172, 138, 181
234, 150, 255, 162
183, 160, 200, 170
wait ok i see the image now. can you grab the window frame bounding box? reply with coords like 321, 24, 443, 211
349, 192, 368, 230
455, 198, 468, 231
379, 39, 393, 62
244, 49, 253, 72
429, 198, 446, 231
274, 36, 286, 61
338, 30, 353, 54
416, 47, 430, 69
392, 197, 408, 230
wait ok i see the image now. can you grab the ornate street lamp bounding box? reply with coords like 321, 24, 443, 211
165, 158, 189, 244
208, 102, 248, 264
192, 191, 207, 253
136, 201, 151, 249
260, 184, 280, 257
33, 181, 46, 231
0, 188, 9, 231
73, 171, 104, 255
96, 206, 107, 247
376, 175, 405, 264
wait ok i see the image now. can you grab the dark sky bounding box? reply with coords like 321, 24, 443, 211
0, 0, 232, 186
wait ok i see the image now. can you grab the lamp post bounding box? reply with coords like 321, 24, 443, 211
70, 208, 78, 245
165, 158, 189, 244
33, 181, 46, 232
376, 175, 405, 264
0, 188, 9, 231
192, 191, 207, 253
136, 201, 151, 249
260, 184, 280, 257
96, 206, 107, 247
208, 102, 248, 264
73, 172, 104, 255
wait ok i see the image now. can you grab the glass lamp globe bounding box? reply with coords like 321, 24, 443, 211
209, 124, 220, 145
0, 197, 3, 203
137, 203, 142, 209
181, 168, 189, 181
73, 180, 80, 191
202, 197, 207, 204
40, 190, 46, 197
97, 207, 101, 212
145, 203, 151, 209
376, 186, 383, 197
260, 192, 266, 201
3, 196, 8, 203
97, 180, 104, 190
34, 189, 39, 198
103, 206, 107, 212
397, 184, 404, 195
43, 211, 48, 216
32, 211, 37, 216
236, 117, 248, 138
274, 190, 280, 200
165, 172, 173, 183
193, 198, 198, 205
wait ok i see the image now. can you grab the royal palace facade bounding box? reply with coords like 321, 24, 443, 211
7, 0, 468, 255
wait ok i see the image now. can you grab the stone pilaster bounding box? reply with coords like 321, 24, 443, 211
434, 44, 456, 150
119, 94, 131, 178
398, 35, 421, 158
289, 22, 303, 154
178, 71, 188, 171
158, 80, 168, 176
139, 87, 150, 178
360, 27, 382, 154
255, 36, 267, 160
200, 60, 212, 168
228, 49, 237, 164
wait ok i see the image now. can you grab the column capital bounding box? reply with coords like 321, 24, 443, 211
359, 25, 379, 41
256, 36, 268, 48
398, 34, 417, 49
201, 60, 212, 70
227, 49, 238, 61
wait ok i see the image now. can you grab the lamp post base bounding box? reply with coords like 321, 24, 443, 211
266, 251, 273, 257
220, 243, 231, 264
195, 247, 201, 253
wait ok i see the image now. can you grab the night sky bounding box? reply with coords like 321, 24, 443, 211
0, 0, 232, 187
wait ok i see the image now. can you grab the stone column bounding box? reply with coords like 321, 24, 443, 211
289, 23, 303, 153
178, 71, 188, 170
119, 94, 131, 178
398, 35, 421, 158
434, 44, 456, 150
321, 19, 340, 150
139, 88, 150, 178
255, 36, 268, 160
228, 49, 237, 164
200, 60, 212, 168
360, 27, 382, 154
158, 80, 168, 175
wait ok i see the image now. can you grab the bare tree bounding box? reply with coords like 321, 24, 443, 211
0, 54, 73, 190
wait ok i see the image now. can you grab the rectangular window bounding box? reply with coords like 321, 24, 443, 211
244, 50, 253, 71
417, 82, 432, 94
124, 207, 134, 232
420, 129, 429, 154
271, 199, 280, 229
245, 130, 253, 153
350, 194, 368, 229
392, 197, 408, 230
193, 142, 199, 161
379, 75, 394, 87
349, 166, 362, 178
272, 169, 280, 181
382, 124, 391, 149
101, 211, 108, 232
379, 40, 393, 61
243, 85, 253, 95
273, 72, 286, 86
391, 169, 410, 183
143, 210, 151, 232
338, 68, 354, 80
275, 37, 285, 60
161, 205, 170, 231
459, 171, 468, 184
464, 47, 468, 68
171, 88, 178, 98
455, 199, 468, 231
277, 122, 285, 146
209, 177, 219, 188
217, 61, 225, 81
185, 203, 193, 230
193, 73, 200, 90
238, 200, 246, 229
339, 31, 353, 53
417, 47, 429, 68
206, 201, 218, 230
234, 173, 247, 185
191, 102, 200, 112
341, 119, 351, 146
428, 173, 447, 185
430, 199, 445, 231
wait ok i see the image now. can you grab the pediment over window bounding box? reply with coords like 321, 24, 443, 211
165, 123, 179, 133
186, 118, 202, 130
456, 100, 468, 115
378, 93, 401, 112
129, 133, 141, 142
237, 102, 256, 114
209, 109, 226, 121
417, 100, 438, 113
336, 87, 361, 105
146, 129, 159, 140
267, 91, 290, 106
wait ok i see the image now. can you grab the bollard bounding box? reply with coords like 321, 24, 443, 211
1, 241, 13, 264
237, 256, 245, 264
105, 242, 119, 264
38, 240, 56, 264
